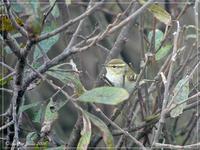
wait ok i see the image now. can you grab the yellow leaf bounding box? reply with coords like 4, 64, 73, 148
148, 4, 171, 25
0, 14, 24, 32
138, 0, 171, 25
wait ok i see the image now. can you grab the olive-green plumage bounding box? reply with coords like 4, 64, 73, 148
105, 59, 137, 93
24, 13, 43, 37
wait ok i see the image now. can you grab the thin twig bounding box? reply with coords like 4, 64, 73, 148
42, 0, 57, 26
0, 121, 14, 131
0, 62, 15, 72
3, 0, 28, 38
182, 113, 199, 145
37, 0, 106, 42
169, 92, 200, 112
0, 88, 13, 94
66, 0, 94, 50
154, 142, 200, 149
108, 0, 156, 34
95, 2, 140, 86
152, 21, 181, 146
1, 33, 21, 58
168, 61, 200, 108
37, 44, 50, 62
91, 104, 147, 150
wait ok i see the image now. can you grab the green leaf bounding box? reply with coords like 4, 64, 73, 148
77, 112, 92, 150
148, 29, 164, 49
34, 21, 59, 60
25, 132, 39, 145
85, 111, 114, 150
0, 75, 12, 86
46, 63, 85, 96
148, 4, 171, 25
170, 77, 189, 118
0, 15, 24, 32
19, 101, 40, 113
32, 61, 42, 69
155, 44, 172, 61
41, 99, 58, 134
41, 98, 68, 134
78, 87, 129, 105
33, 105, 45, 123
139, 0, 171, 25
4, 46, 12, 54
44, 99, 58, 123
50, 1, 60, 18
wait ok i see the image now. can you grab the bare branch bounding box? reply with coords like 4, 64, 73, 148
154, 142, 200, 149
152, 21, 181, 145
0, 121, 14, 131
91, 104, 147, 150
37, 0, 106, 42
1, 33, 21, 58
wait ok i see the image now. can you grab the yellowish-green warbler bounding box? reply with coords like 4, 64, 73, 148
105, 59, 137, 93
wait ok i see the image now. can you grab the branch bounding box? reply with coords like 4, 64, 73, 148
95, 0, 155, 86
154, 142, 200, 149
91, 104, 147, 150
37, 0, 106, 42
168, 61, 200, 108
1, 33, 21, 58
111, 94, 200, 137
42, 0, 57, 26
24, 0, 156, 92
169, 92, 200, 111
152, 21, 181, 145
66, 0, 94, 50
0, 88, 13, 94
3, 0, 28, 38
7, 41, 34, 149
0, 121, 14, 131
108, 0, 156, 34
0, 61, 15, 72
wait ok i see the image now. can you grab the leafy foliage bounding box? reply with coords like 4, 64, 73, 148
1, 0, 198, 149
77, 112, 92, 150
46, 63, 85, 96
25, 132, 39, 145
41, 98, 68, 134
50, 1, 60, 18
170, 77, 189, 118
139, 0, 171, 25
148, 29, 172, 60
155, 44, 172, 61
19, 101, 40, 113
34, 21, 59, 60
85, 111, 114, 150
0, 75, 12, 86
0, 15, 23, 32
147, 4, 171, 25
78, 87, 129, 105
148, 29, 164, 49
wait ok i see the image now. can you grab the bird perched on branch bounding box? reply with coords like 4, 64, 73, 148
105, 58, 137, 93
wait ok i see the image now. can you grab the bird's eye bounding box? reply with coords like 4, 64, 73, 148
112, 65, 117, 68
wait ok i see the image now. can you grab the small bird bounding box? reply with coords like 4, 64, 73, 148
105, 59, 137, 93
24, 14, 43, 38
